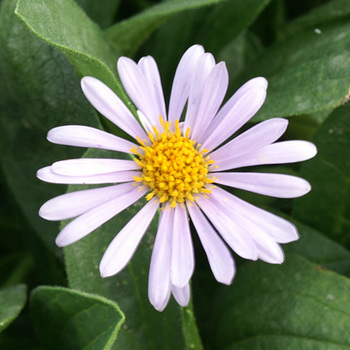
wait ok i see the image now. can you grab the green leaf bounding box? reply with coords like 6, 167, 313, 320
240, 19, 350, 120
284, 221, 350, 276
191, 0, 272, 53
142, 0, 270, 101
0, 254, 34, 287
283, 0, 350, 36
105, 0, 228, 57
0, 334, 38, 350
75, 0, 122, 29
208, 255, 350, 349
180, 301, 203, 350
63, 149, 201, 350
30, 286, 125, 350
293, 103, 350, 247
0, 284, 27, 333
15, 0, 129, 102
0, 0, 99, 249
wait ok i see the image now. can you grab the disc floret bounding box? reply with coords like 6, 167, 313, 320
133, 118, 215, 207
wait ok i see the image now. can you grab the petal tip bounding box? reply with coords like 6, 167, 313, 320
99, 265, 111, 278
217, 271, 235, 285
80, 75, 94, 89
55, 235, 67, 248
117, 56, 133, 71
149, 296, 169, 312
302, 180, 312, 195
38, 205, 48, 220
249, 76, 268, 90
300, 142, 318, 161
36, 167, 49, 180
310, 144, 318, 158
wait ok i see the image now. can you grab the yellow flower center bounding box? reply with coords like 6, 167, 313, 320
133, 118, 214, 207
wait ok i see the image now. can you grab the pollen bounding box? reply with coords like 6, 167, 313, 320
133, 117, 214, 207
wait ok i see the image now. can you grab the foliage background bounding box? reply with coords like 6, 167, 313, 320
1, 0, 350, 349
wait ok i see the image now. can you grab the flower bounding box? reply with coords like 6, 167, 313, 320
37, 45, 317, 311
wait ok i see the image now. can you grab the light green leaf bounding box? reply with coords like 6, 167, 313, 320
63, 148, 202, 350
180, 300, 203, 350
293, 103, 350, 247
30, 286, 125, 350
15, 0, 129, 102
0, 0, 99, 250
0, 284, 27, 332
105, 0, 228, 57
207, 255, 350, 349
240, 19, 350, 120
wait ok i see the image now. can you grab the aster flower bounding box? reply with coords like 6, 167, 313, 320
37, 45, 317, 311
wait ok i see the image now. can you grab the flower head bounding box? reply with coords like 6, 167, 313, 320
37, 45, 317, 311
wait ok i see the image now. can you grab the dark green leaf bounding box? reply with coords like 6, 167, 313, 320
227, 336, 350, 350
142, 0, 270, 101
240, 19, 350, 120
293, 103, 350, 247
0, 284, 27, 332
191, 0, 271, 53
0, 0, 99, 249
105, 0, 228, 57
284, 221, 350, 276
31, 286, 125, 350
75, 0, 122, 29
0, 334, 38, 350
210, 255, 350, 349
283, 0, 350, 37
63, 148, 201, 350
15, 0, 129, 102
0, 254, 33, 287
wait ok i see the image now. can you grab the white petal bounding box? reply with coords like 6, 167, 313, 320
168, 45, 205, 124
193, 62, 229, 142
81, 76, 147, 141
210, 118, 288, 162
118, 57, 160, 128
212, 140, 317, 171
37, 166, 139, 184
148, 206, 173, 312
183, 53, 216, 133
137, 110, 154, 134
47, 125, 136, 154
253, 232, 284, 264
204, 188, 284, 264
203, 77, 267, 140
225, 206, 284, 263
39, 182, 135, 221
55, 186, 147, 246
211, 186, 299, 243
100, 198, 159, 277
171, 283, 190, 307
201, 77, 268, 151
214, 172, 311, 198
171, 205, 194, 288
187, 202, 235, 284
51, 158, 139, 176
202, 86, 267, 151
195, 195, 257, 260
138, 56, 167, 120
